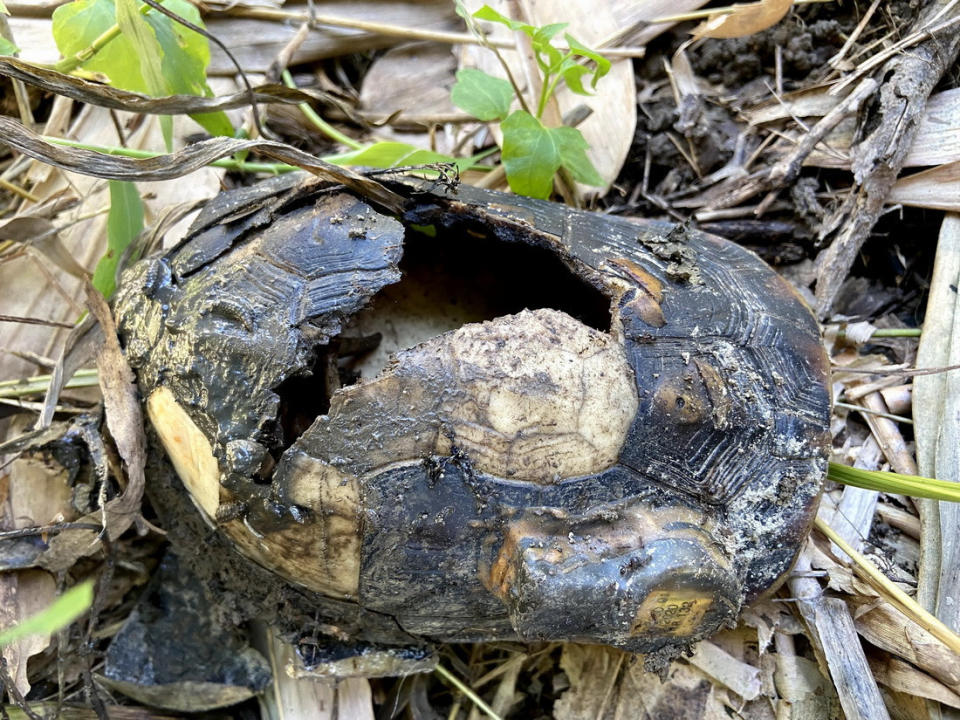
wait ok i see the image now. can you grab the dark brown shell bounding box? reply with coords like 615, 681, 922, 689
115, 176, 830, 661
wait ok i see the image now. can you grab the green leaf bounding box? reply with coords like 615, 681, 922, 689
52, 0, 232, 137
0, 36, 17, 55
472, 4, 533, 34
326, 141, 457, 168
564, 33, 611, 89
115, 0, 165, 95
533, 22, 567, 45
534, 42, 564, 76
451, 68, 514, 122
93, 180, 144, 298
501, 110, 559, 199
0, 581, 94, 647
559, 63, 592, 95
551, 125, 603, 186
501, 112, 604, 198
0, 0, 8, 14
115, 0, 173, 147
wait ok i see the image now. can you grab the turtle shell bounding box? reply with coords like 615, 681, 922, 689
114, 176, 830, 658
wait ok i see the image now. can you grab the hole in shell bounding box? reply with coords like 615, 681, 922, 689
272, 221, 612, 458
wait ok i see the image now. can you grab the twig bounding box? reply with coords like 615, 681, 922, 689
221, 7, 647, 58
831, 361, 960, 377
834, 400, 912, 425
0, 314, 76, 329
0, 523, 105, 540
830, 10, 960, 97
704, 78, 876, 212
815, 516, 960, 655
0, 656, 42, 720
0, 177, 39, 202
815, 0, 960, 315
828, 0, 882, 69
766, 78, 877, 187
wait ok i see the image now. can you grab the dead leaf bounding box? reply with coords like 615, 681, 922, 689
0, 215, 90, 281
868, 654, 960, 708
16, 285, 147, 573
0, 116, 404, 214
0, 418, 73, 697
359, 42, 458, 121
83, 279, 145, 523
888, 161, 960, 211
553, 644, 626, 720
0, 56, 346, 117
693, 0, 793, 39
0, 570, 57, 698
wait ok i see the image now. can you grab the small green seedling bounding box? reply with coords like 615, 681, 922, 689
451, 4, 611, 199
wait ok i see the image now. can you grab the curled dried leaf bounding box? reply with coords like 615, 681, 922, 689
693, 0, 793, 40
0, 57, 345, 116
0, 116, 404, 214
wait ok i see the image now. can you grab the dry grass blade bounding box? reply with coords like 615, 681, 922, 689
815, 517, 960, 655
889, 161, 960, 211
854, 600, 960, 692
0, 57, 342, 116
0, 117, 405, 214
434, 664, 502, 720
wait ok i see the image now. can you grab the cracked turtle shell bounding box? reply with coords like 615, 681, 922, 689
114, 175, 830, 660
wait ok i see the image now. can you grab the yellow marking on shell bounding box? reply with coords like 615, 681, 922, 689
632, 590, 714, 637
272, 452, 361, 597
607, 257, 666, 328
487, 504, 721, 600
147, 387, 221, 519
147, 388, 360, 599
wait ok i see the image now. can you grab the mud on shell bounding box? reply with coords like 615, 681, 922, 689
114, 176, 830, 660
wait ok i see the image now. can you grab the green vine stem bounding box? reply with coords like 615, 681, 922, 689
281, 70, 364, 150
53, 2, 152, 74
43, 135, 298, 174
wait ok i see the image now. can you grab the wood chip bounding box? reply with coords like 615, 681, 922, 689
688, 640, 762, 701
868, 654, 960, 709
254, 626, 335, 720
853, 600, 960, 692
789, 549, 890, 720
